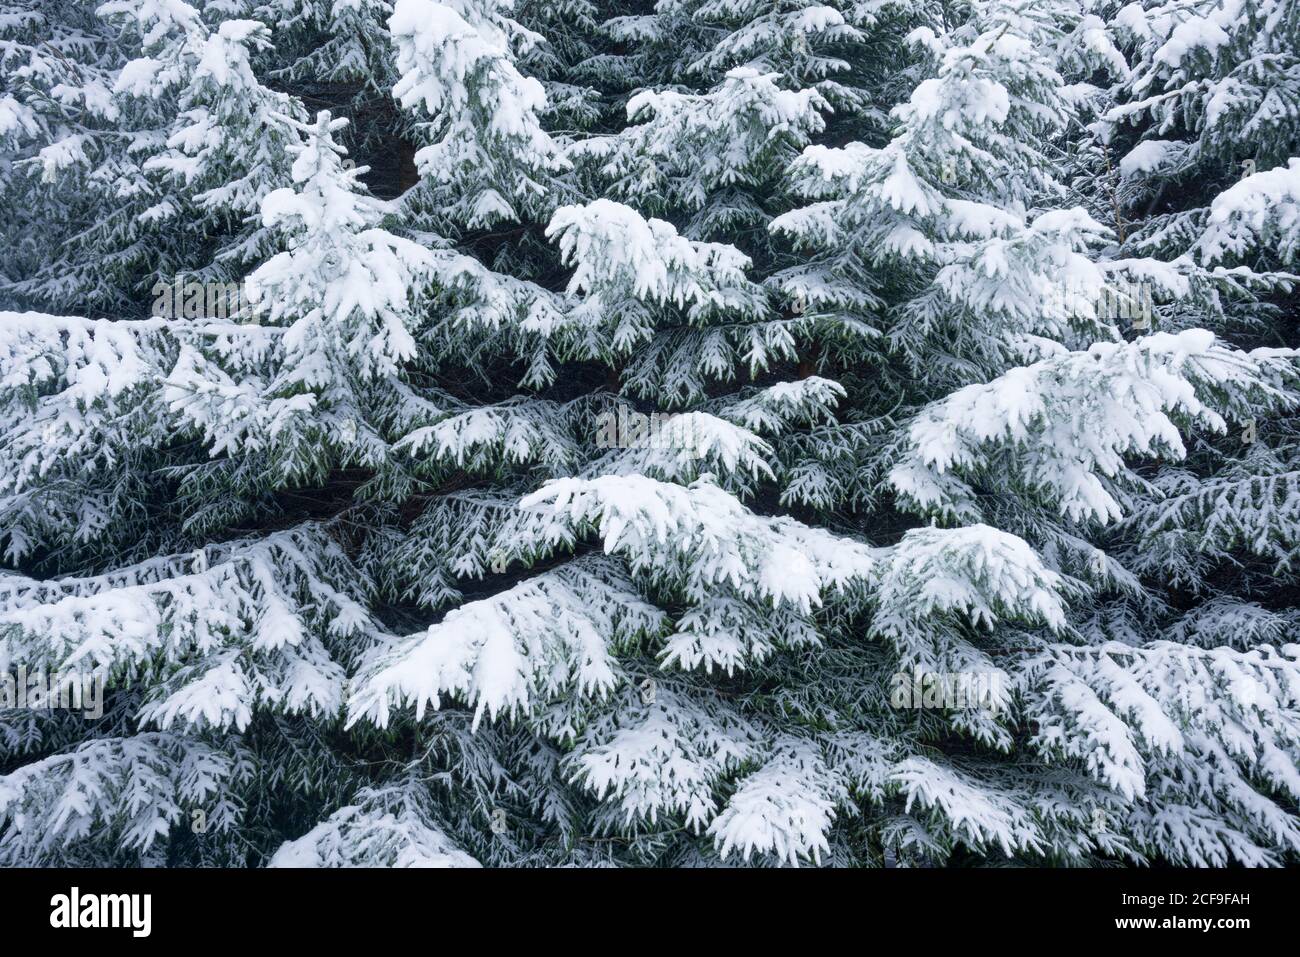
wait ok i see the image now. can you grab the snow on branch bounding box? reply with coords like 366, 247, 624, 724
268, 784, 480, 867
520, 474, 881, 610
565, 686, 760, 831
0, 525, 366, 730
890, 330, 1299, 523
708, 736, 846, 865
247, 112, 437, 382
890, 756, 1045, 858
567, 67, 828, 210
584, 409, 776, 491
394, 395, 583, 474
872, 523, 1069, 649
547, 199, 769, 319
389, 0, 562, 221
712, 377, 845, 433
346, 558, 666, 731
659, 595, 820, 676
1198, 158, 1300, 265
0, 312, 172, 496
1024, 639, 1300, 806
0, 732, 251, 865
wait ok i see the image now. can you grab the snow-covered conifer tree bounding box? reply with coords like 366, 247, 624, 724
1, 0, 1298, 867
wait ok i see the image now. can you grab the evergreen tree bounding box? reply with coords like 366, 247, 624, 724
1, 0, 1298, 867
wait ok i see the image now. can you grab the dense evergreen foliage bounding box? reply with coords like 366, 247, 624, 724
1, 0, 1299, 866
